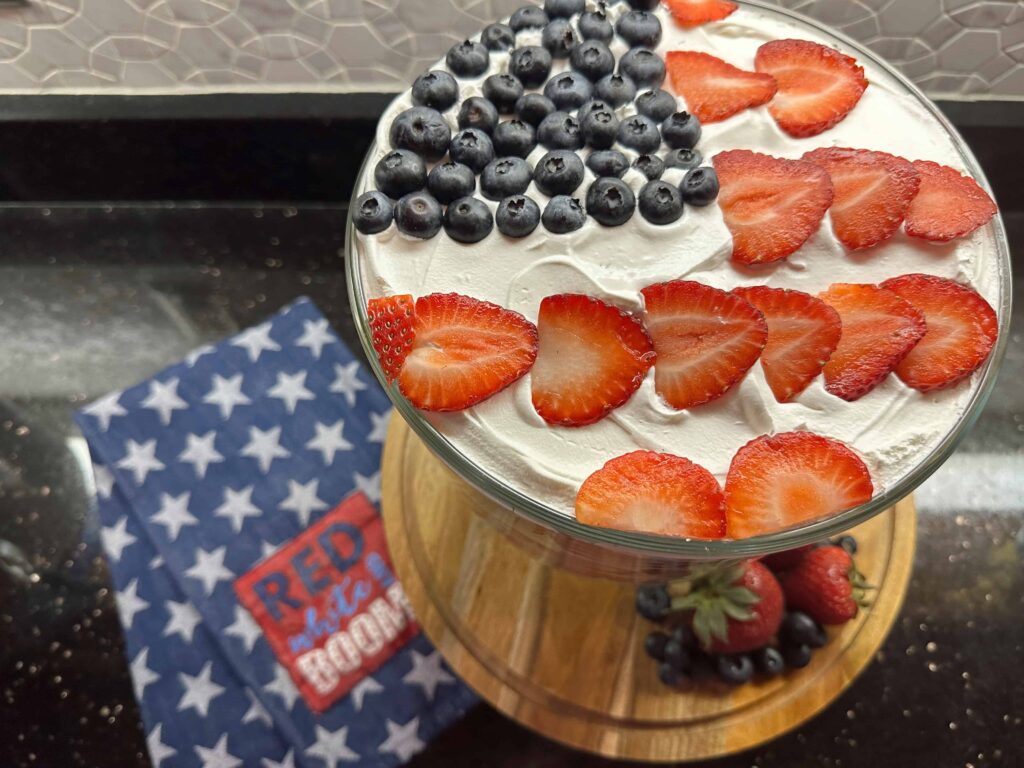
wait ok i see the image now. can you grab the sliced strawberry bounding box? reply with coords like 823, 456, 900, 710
664, 0, 738, 27
818, 283, 926, 401
576, 451, 726, 538
665, 51, 777, 124
732, 286, 841, 402
714, 149, 833, 264
531, 294, 655, 427
803, 147, 921, 250
398, 293, 537, 411
881, 274, 998, 392
904, 160, 997, 242
755, 39, 868, 138
641, 280, 767, 409
368, 294, 415, 383
725, 431, 873, 538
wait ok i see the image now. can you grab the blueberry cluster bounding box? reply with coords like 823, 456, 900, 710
353, 0, 720, 241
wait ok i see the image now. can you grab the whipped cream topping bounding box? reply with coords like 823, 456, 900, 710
354, 3, 1002, 519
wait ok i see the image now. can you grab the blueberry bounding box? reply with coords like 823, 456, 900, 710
617, 114, 661, 153
782, 642, 813, 669
663, 148, 703, 172
594, 73, 637, 107
619, 47, 666, 89
671, 624, 697, 648
483, 73, 525, 113
411, 70, 459, 111
395, 191, 443, 239
509, 5, 549, 31
446, 40, 489, 78
389, 106, 452, 161
616, 10, 662, 48
781, 612, 828, 649
515, 93, 556, 127
570, 40, 615, 81
835, 534, 858, 554
457, 96, 499, 134
374, 149, 427, 198
443, 196, 494, 243
587, 176, 636, 226
716, 654, 755, 685
638, 180, 683, 225
578, 10, 614, 42
586, 149, 629, 178
481, 22, 515, 51
657, 661, 684, 688
577, 98, 612, 122
633, 153, 665, 180
680, 166, 719, 206
580, 107, 619, 149
544, 0, 584, 18
541, 18, 577, 59
644, 631, 670, 661
493, 119, 537, 158
534, 149, 585, 196
543, 195, 586, 233
510, 46, 553, 88
480, 156, 533, 200
636, 89, 678, 121
663, 638, 690, 670
688, 652, 716, 681
449, 128, 495, 173
661, 111, 702, 149
496, 194, 542, 237
353, 191, 394, 234
753, 646, 786, 677
537, 111, 583, 150
544, 71, 594, 110
626, 0, 660, 10
427, 161, 476, 205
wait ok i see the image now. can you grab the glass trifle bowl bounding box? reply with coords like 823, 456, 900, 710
346, 0, 1012, 581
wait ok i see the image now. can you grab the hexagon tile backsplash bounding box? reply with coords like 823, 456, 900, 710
0, 0, 1021, 98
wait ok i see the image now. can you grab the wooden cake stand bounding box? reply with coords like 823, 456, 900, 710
381, 417, 917, 762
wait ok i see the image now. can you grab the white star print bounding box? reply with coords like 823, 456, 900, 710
116, 578, 149, 629
259, 540, 279, 560
367, 410, 391, 444
265, 663, 300, 711
178, 431, 224, 479
101, 517, 136, 562
163, 599, 201, 644
378, 717, 425, 763
242, 690, 273, 727
241, 426, 290, 473
279, 478, 327, 527
296, 318, 335, 358
305, 419, 353, 464
261, 750, 295, 768
92, 464, 114, 499
225, 605, 262, 654
129, 647, 160, 701
116, 439, 165, 485
146, 724, 176, 767
268, 370, 315, 414
185, 546, 233, 596
151, 491, 197, 542
177, 661, 225, 718
350, 676, 383, 711
83, 392, 126, 431
194, 734, 241, 768
184, 343, 214, 367
149, 553, 164, 569
330, 361, 367, 406
403, 649, 455, 701
214, 485, 261, 534
232, 322, 281, 362
306, 725, 359, 766
140, 378, 188, 426
353, 470, 382, 504
203, 373, 251, 419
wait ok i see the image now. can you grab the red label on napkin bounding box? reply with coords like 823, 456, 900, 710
233, 492, 418, 713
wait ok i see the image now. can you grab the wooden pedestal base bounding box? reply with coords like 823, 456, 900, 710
381, 417, 917, 762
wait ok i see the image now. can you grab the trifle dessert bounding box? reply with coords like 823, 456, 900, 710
350, 0, 1003, 542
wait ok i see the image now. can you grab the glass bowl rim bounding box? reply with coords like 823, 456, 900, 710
345, 0, 1014, 560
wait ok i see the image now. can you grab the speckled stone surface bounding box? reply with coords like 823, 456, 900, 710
0, 0, 1018, 97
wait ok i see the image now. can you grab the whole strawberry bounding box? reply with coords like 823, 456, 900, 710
676, 560, 783, 654
778, 545, 870, 626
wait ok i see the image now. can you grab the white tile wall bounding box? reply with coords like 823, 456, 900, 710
0, 0, 1019, 98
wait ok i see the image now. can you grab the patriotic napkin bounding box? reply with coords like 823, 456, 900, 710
75, 298, 477, 767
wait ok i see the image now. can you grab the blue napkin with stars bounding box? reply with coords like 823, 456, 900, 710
75, 298, 477, 767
